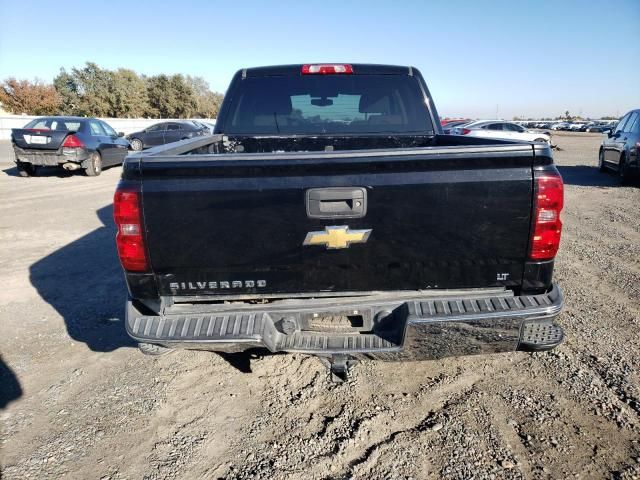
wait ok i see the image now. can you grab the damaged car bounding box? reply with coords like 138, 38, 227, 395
11, 116, 129, 177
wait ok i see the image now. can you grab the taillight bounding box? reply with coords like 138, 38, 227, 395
62, 134, 85, 148
529, 171, 564, 261
461, 128, 471, 135
301, 64, 353, 75
113, 188, 148, 272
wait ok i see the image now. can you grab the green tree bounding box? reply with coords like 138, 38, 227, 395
186, 76, 224, 118
73, 62, 113, 116
145, 74, 170, 117
53, 69, 81, 114
53, 63, 113, 116
52, 62, 220, 119
0, 78, 60, 115
169, 75, 197, 118
146, 74, 197, 118
110, 69, 148, 117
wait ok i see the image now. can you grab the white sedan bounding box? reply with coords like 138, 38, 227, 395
452, 121, 551, 144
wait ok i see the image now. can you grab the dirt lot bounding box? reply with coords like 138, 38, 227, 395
1, 133, 639, 480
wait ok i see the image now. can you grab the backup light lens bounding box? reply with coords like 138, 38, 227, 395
120, 224, 140, 235
302, 64, 353, 75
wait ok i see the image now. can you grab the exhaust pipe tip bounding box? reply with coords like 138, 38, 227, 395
62, 163, 81, 171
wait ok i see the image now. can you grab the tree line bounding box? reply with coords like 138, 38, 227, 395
0, 62, 224, 119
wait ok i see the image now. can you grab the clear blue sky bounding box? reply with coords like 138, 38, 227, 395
1, 0, 638, 119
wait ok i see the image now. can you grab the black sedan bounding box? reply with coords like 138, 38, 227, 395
599, 109, 640, 183
11, 117, 129, 177
126, 121, 209, 151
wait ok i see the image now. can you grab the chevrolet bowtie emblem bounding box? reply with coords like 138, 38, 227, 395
303, 226, 372, 249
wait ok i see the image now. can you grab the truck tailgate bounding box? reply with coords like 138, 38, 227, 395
138, 144, 535, 296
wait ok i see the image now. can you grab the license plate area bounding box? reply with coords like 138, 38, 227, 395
300, 309, 373, 333
24, 135, 49, 145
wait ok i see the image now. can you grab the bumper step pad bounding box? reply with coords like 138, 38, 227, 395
518, 321, 564, 351
278, 332, 396, 352
129, 312, 265, 341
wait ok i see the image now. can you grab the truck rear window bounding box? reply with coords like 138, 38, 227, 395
222, 75, 434, 135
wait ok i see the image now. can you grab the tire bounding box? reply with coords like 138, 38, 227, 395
130, 138, 143, 151
84, 152, 102, 177
16, 161, 37, 177
598, 150, 607, 172
619, 154, 631, 185
138, 342, 173, 356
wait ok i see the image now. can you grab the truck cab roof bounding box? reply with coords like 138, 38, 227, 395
241, 64, 415, 77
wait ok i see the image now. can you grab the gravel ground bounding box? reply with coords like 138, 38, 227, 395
0, 133, 639, 479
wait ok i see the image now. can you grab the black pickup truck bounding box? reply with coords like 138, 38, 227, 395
114, 64, 565, 378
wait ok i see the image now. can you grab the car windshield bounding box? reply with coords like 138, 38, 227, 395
24, 118, 81, 131
222, 74, 434, 135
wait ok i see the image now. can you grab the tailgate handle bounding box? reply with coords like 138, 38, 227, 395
306, 187, 367, 219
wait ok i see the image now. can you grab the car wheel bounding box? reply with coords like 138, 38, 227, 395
16, 161, 37, 177
618, 154, 631, 184
130, 138, 143, 151
84, 152, 102, 177
138, 342, 173, 356
598, 149, 607, 172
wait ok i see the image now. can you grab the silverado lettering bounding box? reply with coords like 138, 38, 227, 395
169, 280, 267, 290
114, 63, 565, 380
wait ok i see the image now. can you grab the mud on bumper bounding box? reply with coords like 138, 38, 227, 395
126, 285, 564, 361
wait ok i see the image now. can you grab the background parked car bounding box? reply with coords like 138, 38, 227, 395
586, 125, 610, 133
451, 120, 551, 143
126, 121, 209, 151
196, 121, 216, 134
11, 117, 128, 177
440, 118, 468, 126
442, 120, 470, 134
599, 108, 640, 183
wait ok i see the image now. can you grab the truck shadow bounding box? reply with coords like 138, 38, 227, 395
0, 355, 22, 409
217, 350, 267, 373
2, 165, 74, 178
556, 165, 636, 188
215, 349, 284, 373
29, 205, 135, 352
